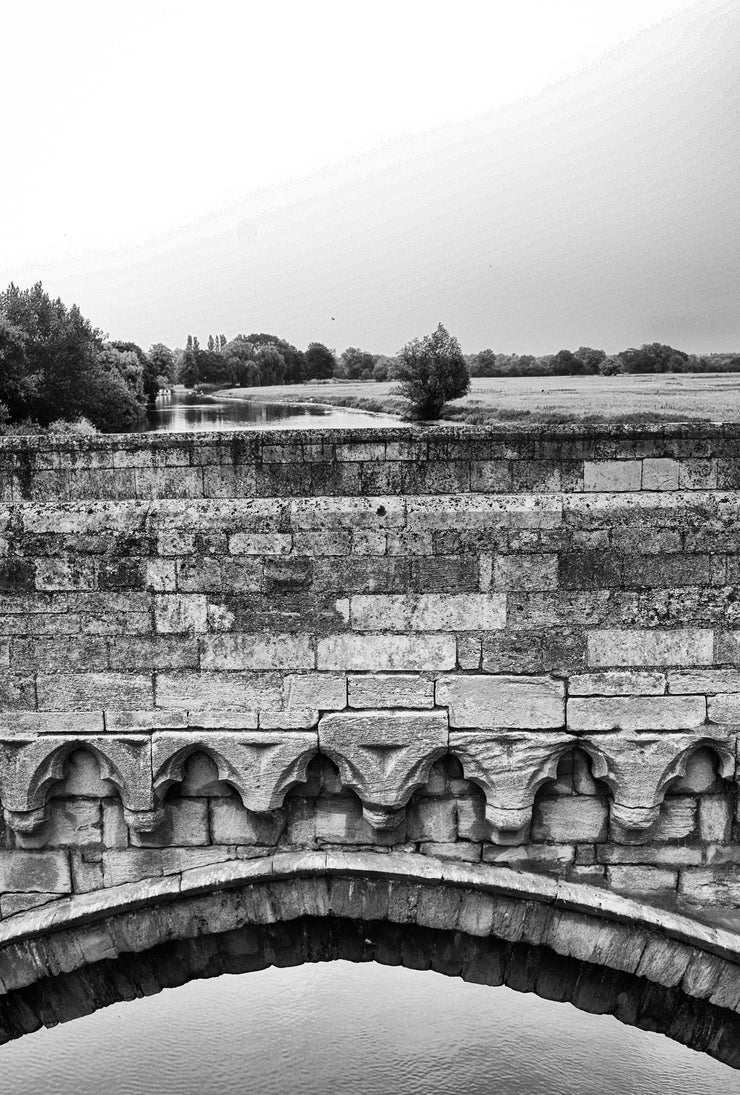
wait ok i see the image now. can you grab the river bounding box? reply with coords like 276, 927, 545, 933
0, 961, 736, 1093
135, 388, 400, 432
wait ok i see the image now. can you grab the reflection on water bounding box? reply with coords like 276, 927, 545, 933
1, 962, 736, 1095
137, 389, 400, 432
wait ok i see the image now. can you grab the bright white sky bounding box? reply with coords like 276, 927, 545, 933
1, 0, 733, 353
1, 0, 696, 260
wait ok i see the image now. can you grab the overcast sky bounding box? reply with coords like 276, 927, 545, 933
1, 0, 737, 354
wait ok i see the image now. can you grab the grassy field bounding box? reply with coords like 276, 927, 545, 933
216, 373, 740, 426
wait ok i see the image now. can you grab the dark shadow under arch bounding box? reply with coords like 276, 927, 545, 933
0, 853, 738, 1069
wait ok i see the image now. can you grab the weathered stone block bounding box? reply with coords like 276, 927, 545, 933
155, 671, 282, 711
457, 636, 482, 670
583, 461, 641, 492
349, 592, 505, 631
668, 669, 740, 694
176, 557, 222, 592
348, 674, 434, 709
678, 459, 717, 490
200, 634, 314, 671
652, 797, 696, 841
154, 594, 208, 634
407, 798, 457, 842
678, 867, 740, 906
531, 797, 608, 843
35, 557, 95, 591
606, 864, 678, 898
290, 497, 405, 529
352, 530, 387, 556
642, 458, 679, 491
259, 709, 319, 729
0, 673, 36, 711
108, 637, 199, 670
210, 798, 284, 844
698, 797, 732, 843
437, 674, 565, 729
568, 670, 665, 696
317, 634, 455, 671
708, 694, 740, 724
37, 672, 153, 712
587, 629, 714, 667
482, 843, 575, 869
229, 533, 292, 555
102, 848, 164, 886
0, 850, 71, 892
283, 673, 347, 711
134, 798, 209, 847
493, 554, 558, 591
567, 695, 706, 731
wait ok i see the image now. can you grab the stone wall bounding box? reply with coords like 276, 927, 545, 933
1, 425, 740, 927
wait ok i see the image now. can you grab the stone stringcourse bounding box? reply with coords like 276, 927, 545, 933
2, 423, 740, 1056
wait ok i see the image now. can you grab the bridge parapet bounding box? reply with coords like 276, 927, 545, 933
0, 425, 739, 931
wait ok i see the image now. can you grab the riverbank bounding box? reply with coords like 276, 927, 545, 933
215, 372, 740, 427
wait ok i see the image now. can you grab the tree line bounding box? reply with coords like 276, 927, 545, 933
1, 280, 739, 433
468, 344, 740, 377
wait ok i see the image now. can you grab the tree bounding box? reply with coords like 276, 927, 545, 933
469, 348, 498, 377
552, 349, 583, 376
0, 318, 36, 419
0, 281, 145, 430
394, 323, 469, 420
341, 346, 376, 380
180, 335, 199, 387
619, 343, 689, 374
575, 346, 606, 374
305, 342, 335, 380
147, 343, 175, 401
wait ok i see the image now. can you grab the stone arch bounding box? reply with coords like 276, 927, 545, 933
448, 733, 575, 844
0, 854, 739, 1069
656, 745, 737, 847
26, 749, 123, 852
577, 732, 737, 844
151, 732, 319, 814
0, 737, 154, 835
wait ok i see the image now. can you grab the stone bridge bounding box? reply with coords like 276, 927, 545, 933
1, 424, 740, 1065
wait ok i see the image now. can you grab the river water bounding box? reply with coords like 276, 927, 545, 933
0, 961, 736, 1093
136, 389, 400, 432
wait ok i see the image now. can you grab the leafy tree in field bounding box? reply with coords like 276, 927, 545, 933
372, 356, 393, 381
552, 349, 584, 376
340, 346, 376, 380
395, 323, 469, 420
80, 367, 142, 432
0, 282, 144, 430
599, 355, 624, 375
305, 341, 335, 380
102, 344, 145, 390
147, 343, 175, 400
619, 343, 689, 374
240, 333, 306, 384
469, 348, 498, 377
180, 335, 200, 387
575, 346, 606, 374
0, 318, 36, 419
255, 344, 287, 385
